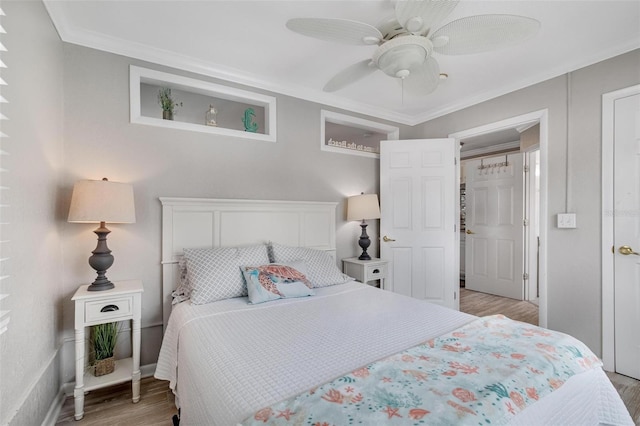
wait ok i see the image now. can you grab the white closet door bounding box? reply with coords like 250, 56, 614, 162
613, 92, 640, 380
465, 154, 524, 300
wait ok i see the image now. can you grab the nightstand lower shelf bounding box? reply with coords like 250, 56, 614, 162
84, 357, 135, 392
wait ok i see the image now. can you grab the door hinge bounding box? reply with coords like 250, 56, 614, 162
524, 165, 530, 173
524, 219, 528, 226
523, 273, 529, 281
454, 224, 457, 232
454, 291, 457, 300
454, 157, 457, 165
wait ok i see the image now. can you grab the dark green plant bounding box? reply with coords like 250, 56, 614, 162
157, 87, 183, 113
91, 322, 118, 361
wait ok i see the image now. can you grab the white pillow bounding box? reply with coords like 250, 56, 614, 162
270, 242, 352, 288
184, 244, 270, 305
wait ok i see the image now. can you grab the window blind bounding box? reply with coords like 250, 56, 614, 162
0, 3, 10, 335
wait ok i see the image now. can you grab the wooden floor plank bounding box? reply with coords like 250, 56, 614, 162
460, 287, 538, 325
56, 377, 177, 425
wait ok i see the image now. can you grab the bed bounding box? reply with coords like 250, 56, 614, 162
154, 197, 632, 425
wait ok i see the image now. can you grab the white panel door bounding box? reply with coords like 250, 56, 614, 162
465, 154, 524, 300
380, 139, 457, 309
613, 92, 640, 380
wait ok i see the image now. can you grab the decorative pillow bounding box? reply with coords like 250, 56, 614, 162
270, 242, 352, 288
242, 263, 314, 304
184, 244, 270, 305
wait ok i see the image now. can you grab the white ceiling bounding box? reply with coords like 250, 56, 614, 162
44, 1, 640, 126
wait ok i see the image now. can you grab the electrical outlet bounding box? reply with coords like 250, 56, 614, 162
557, 213, 577, 228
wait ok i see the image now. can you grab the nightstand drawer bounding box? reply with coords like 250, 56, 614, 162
85, 297, 133, 322
366, 264, 386, 280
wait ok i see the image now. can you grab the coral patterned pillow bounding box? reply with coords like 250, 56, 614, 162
242, 263, 315, 304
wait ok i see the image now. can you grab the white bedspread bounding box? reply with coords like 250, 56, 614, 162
155, 281, 632, 426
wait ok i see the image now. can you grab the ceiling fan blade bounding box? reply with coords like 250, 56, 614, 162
401, 57, 440, 95
395, 0, 459, 35
431, 14, 540, 55
323, 59, 377, 92
286, 18, 383, 45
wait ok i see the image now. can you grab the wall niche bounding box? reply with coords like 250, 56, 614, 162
130, 66, 277, 142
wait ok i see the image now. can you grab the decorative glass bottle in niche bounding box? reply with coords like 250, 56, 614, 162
205, 105, 218, 127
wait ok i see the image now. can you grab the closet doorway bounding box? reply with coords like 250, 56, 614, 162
450, 110, 548, 327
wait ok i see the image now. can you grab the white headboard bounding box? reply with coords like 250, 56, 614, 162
160, 197, 339, 330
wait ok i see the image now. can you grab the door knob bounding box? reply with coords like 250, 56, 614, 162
383, 236, 396, 242
466, 229, 475, 235
618, 245, 639, 256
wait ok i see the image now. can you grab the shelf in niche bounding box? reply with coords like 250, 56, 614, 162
129, 66, 277, 142
320, 110, 399, 159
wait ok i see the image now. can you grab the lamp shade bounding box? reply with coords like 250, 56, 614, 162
347, 193, 381, 221
68, 179, 136, 224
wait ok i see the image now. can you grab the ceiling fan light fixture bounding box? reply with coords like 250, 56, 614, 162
362, 35, 381, 45
405, 16, 424, 33
373, 35, 433, 78
396, 69, 411, 79
431, 35, 449, 48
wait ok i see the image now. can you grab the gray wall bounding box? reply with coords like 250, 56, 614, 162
0, 1, 65, 425
413, 49, 640, 355
4, 2, 639, 422
59, 44, 413, 382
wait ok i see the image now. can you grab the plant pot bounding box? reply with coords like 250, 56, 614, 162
94, 357, 115, 376
163, 110, 173, 120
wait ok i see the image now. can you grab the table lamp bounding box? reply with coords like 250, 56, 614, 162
68, 178, 136, 291
347, 193, 381, 260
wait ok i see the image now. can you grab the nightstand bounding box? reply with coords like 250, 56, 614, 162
71, 280, 143, 420
342, 257, 389, 289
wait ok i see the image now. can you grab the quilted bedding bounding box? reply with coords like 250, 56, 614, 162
155, 281, 632, 425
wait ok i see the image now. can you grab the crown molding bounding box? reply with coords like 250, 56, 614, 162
44, 2, 414, 126
44, 1, 640, 128
412, 39, 640, 124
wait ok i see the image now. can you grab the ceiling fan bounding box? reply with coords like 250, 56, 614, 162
286, 0, 540, 95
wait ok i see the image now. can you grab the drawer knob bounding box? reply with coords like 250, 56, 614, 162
372, 269, 380, 273
100, 304, 119, 313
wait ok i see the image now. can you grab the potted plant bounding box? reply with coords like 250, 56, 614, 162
157, 87, 183, 120
91, 322, 118, 376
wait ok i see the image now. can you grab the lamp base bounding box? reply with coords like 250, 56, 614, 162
87, 279, 115, 292
87, 223, 115, 291
358, 221, 372, 261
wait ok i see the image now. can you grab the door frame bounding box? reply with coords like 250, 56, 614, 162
449, 109, 549, 327
601, 84, 640, 371
523, 148, 540, 302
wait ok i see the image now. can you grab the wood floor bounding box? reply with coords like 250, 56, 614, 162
56, 289, 639, 425
56, 377, 178, 425
460, 287, 538, 325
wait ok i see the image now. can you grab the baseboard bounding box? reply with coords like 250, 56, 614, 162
41, 387, 66, 426
44, 363, 158, 425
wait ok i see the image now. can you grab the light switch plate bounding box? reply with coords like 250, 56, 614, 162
557, 213, 577, 228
